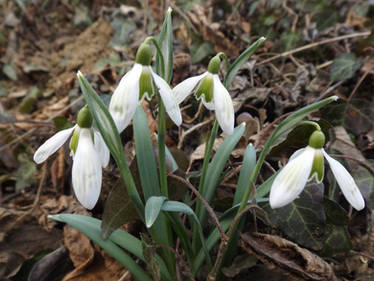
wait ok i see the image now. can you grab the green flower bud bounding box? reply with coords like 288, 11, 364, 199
308, 130, 325, 149
207, 55, 221, 74
139, 68, 154, 100
195, 75, 214, 103
77, 105, 93, 128
135, 43, 153, 66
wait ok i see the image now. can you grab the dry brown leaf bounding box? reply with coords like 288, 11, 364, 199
0, 209, 62, 279
331, 126, 367, 170
62, 226, 95, 281
240, 232, 339, 281
188, 137, 224, 172
187, 4, 239, 57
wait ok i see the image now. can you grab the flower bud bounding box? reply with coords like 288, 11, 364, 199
77, 105, 93, 128
308, 130, 325, 149
207, 55, 221, 74
135, 43, 153, 66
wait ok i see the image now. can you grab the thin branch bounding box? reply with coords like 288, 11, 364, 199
258, 31, 371, 65
329, 154, 374, 176
168, 173, 226, 241
154, 244, 196, 281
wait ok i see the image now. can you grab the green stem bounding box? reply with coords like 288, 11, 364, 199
158, 95, 168, 197
117, 155, 145, 221
145, 36, 165, 78
192, 119, 219, 254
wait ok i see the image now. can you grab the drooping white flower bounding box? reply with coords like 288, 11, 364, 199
33, 106, 109, 209
270, 130, 365, 211
173, 55, 234, 135
109, 43, 182, 133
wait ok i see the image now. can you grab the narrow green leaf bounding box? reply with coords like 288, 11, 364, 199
49, 214, 152, 281
145, 196, 167, 228
110, 227, 173, 281
233, 144, 256, 205
255, 171, 278, 199
77, 72, 122, 162
164, 212, 193, 262
133, 106, 161, 199
224, 37, 266, 88
77, 72, 144, 218
162, 201, 212, 267
157, 7, 173, 82
199, 123, 245, 224
192, 197, 269, 273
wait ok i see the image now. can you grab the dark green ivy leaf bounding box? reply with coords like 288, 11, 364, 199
267, 182, 325, 250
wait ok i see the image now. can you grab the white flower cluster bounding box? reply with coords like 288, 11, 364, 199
34, 44, 235, 209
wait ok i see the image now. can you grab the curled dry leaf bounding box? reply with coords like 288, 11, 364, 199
240, 232, 338, 281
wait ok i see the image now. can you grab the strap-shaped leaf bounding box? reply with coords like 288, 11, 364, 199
233, 144, 256, 205
133, 106, 161, 199
199, 123, 245, 224
49, 214, 152, 281
162, 200, 212, 267
224, 37, 266, 88
156, 7, 173, 82
145, 196, 167, 228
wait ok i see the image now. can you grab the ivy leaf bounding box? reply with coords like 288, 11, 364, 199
330, 53, 361, 81
266, 182, 325, 250
321, 99, 374, 135
320, 224, 352, 257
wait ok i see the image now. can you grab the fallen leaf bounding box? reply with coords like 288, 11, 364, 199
240, 232, 339, 281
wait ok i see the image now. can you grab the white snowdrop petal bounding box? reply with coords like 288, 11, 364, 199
33, 126, 76, 164
72, 129, 102, 210
109, 63, 142, 133
151, 69, 182, 126
323, 150, 365, 211
202, 98, 215, 110
173, 72, 207, 104
289, 148, 306, 161
212, 75, 234, 135
270, 146, 316, 208
94, 130, 110, 168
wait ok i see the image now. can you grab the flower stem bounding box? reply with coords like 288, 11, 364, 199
192, 119, 219, 254
158, 95, 168, 197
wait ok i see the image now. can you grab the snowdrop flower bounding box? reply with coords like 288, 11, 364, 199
173, 55, 234, 135
109, 42, 182, 133
33, 106, 109, 209
270, 130, 365, 211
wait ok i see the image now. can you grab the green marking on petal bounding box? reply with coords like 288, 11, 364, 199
195, 75, 213, 103
139, 68, 154, 100
309, 150, 324, 182
70, 129, 80, 155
